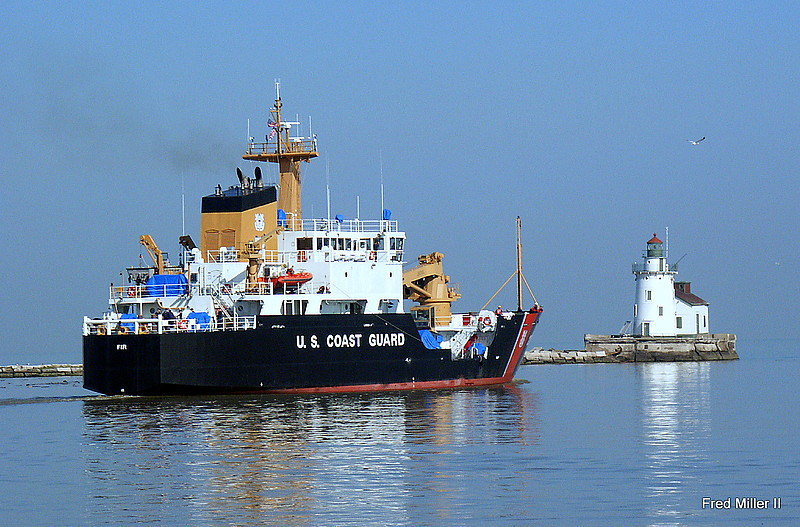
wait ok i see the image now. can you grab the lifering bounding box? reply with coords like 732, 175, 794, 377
97, 326, 107, 335
369, 251, 376, 260
178, 319, 189, 330
127, 287, 136, 297
483, 316, 493, 326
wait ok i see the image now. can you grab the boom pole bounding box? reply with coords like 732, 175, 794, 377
516, 216, 523, 311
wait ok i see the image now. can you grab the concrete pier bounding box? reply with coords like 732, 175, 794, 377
523, 334, 738, 364
0, 364, 83, 378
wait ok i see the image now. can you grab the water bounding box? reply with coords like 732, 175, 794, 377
1, 339, 798, 526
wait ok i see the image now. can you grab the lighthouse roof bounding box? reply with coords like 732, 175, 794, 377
648, 234, 663, 244
675, 288, 709, 306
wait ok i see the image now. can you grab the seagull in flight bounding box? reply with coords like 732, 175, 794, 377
687, 137, 706, 145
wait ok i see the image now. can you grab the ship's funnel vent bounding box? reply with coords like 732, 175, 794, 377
254, 166, 263, 188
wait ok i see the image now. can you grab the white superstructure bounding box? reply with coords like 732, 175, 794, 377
191, 218, 407, 317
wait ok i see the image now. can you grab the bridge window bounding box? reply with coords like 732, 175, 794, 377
297, 237, 313, 250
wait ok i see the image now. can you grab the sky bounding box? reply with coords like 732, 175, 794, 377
1, 1, 799, 364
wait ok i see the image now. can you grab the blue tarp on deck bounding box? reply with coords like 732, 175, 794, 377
419, 329, 443, 349
469, 342, 487, 357
120, 313, 137, 331
187, 311, 212, 331
145, 274, 188, 297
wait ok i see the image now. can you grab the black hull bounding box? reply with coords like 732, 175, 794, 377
83, 311, 540, 396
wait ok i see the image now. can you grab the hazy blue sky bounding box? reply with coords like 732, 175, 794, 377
2, 1, 798, 363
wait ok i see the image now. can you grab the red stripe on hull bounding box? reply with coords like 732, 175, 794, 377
261, 375, 515, 395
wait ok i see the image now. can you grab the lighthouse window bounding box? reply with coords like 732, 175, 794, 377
676, 317, 683, 329
646, 290, 652, 301
658, 306, 663, 316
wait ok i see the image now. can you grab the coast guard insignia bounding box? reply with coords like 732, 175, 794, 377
254, 213, 265, 232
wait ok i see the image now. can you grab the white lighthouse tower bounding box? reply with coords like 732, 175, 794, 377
632, 234, 677, 336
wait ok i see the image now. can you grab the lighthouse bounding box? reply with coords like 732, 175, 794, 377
576, 234, 733, 363
632, 234, 677, 336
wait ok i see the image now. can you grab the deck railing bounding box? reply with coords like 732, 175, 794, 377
247, 139, 317, 157
83, 315, 257, 336
282, 218, 398, 233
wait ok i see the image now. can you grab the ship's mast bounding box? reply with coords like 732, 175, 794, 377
516, 216, 523, 311
242, 81, 319, 229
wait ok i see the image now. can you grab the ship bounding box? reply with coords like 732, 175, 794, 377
82, 85, 543, 395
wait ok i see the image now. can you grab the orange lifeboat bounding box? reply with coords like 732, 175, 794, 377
269, 269, 313, 289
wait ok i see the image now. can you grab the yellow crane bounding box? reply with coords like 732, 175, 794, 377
403, 252, 461, 327
139, 234, 167, 275
242, 225, 285, 290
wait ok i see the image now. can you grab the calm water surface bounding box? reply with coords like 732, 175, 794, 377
1, 339, 798, 526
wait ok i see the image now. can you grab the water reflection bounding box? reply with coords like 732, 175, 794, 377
639, 362, 711, 526
82, 385, 538, 526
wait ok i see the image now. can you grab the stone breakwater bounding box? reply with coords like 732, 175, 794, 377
524, 334, 738, 364
0, 364, 83, 378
